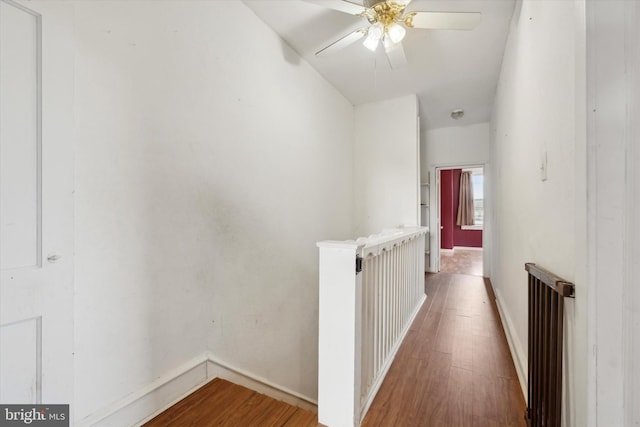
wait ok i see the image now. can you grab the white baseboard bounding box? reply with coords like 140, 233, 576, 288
440, 248, 455, 255
78, 353, 318, 427
206, 354, 317, 412
494, 288, 527, 400
77, 354, 210, 427
453, 246, 483, 251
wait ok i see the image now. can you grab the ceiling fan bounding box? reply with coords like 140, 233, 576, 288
304, 0, 481, 69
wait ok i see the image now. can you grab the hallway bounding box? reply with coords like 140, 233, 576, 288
143, 272, 525, 426
361, 272, 525, 426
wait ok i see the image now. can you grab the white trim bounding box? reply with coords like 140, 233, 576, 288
206, 354, 318, 412
440, 248, 454, 255
432, 163, 489, 276
463, 167, 483, 175
452, 246, 483, 252
0, 0, 42, 270
35, 316, 42, 404
460, 225, 483, 231
77, 354, 209, 427
494, 288, 527, 400
316, 240, 360, 250
77, 353, 318, 427
35, 5, 42, 269
416, 117, 422, 228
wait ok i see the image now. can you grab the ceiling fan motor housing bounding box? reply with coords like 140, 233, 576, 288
309, 0, 482, 69
362, 1, 416, 29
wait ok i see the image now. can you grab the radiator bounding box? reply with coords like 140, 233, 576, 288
524, 263, 574, 427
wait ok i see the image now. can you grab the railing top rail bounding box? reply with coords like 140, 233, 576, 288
525, 262, 575, 298
358, 227, 427, 257
316, 240, 362, 250
316, 227, 427, 255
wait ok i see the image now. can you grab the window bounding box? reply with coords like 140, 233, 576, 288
461, 168, 483, 230
472, 173, 483, 226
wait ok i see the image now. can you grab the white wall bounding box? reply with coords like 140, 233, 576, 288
489, 1, 587, 426
353, 95, 420, 237
629, 7, 640, 423
421, 123, 491, 273
73, 0, 354, 421
629, 7, 640, 425
585, 1, 639, 425
422, 123, 490, 174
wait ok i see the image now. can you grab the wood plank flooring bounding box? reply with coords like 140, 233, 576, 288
144, 273, 525, 427
440, 249, 484, 276
361, 273, 526, 427
143, 379, 316, 427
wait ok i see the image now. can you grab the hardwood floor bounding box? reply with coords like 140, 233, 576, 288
143, 379, 316, 427
361, 273, 526, 427
440, 249, 483, 276
144, 273, 524, 427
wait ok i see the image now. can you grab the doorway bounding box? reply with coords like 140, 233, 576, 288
436, 166, 484, 276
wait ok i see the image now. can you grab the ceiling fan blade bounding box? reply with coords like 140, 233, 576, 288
363, 0, 410, 5
384, 40, 408, 69
302, 0, 367, 16
316, 29, 367, 56
407, 11, 482, 30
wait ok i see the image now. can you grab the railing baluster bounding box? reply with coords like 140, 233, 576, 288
390, 247, 395, 351
359, 230, 427, 422
385, 248, 391, 357
376, 251, 382, 373
362, 256, 370, 397
524, 263, 574, 427
317, 227, 428, 427
402, 242, 407, 330
369, 255, 376, 391
394, 245, 398, 339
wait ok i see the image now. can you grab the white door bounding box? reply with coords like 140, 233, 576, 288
0, 0, 74, 408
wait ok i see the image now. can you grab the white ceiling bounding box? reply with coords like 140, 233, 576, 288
243, 0, 515, 130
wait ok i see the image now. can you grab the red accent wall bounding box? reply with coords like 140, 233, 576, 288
440, 169, 483, 249
440, 169, 455, 249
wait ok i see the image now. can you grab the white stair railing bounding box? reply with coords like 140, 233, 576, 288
317, 227, 427, 427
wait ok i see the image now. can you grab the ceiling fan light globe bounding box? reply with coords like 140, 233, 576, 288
363, 22, 384, 51
363, 34, 380, 51
369, 22, 384, 39
382, 34, 393, 49
387, 22, 406, 43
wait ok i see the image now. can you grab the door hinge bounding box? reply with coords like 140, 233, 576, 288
356, 255, 363, 274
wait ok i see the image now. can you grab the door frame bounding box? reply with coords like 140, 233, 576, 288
431, 163, 487, 275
